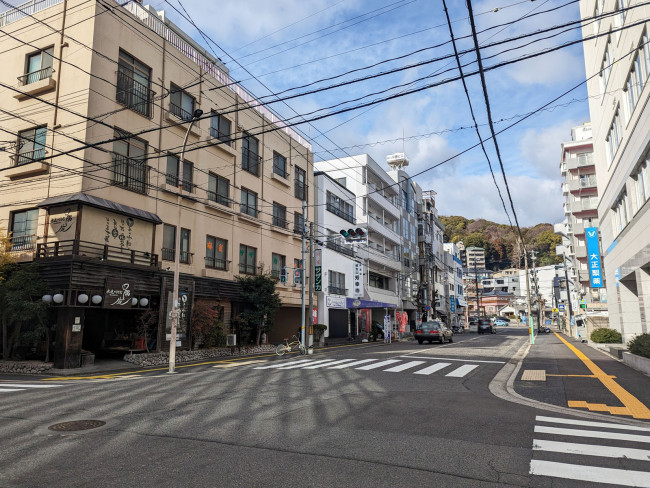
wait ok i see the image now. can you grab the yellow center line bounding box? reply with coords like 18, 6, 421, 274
553, 332, 650, 419
546, 374, 617, 378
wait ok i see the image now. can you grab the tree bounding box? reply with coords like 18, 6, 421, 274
136, 309, 159, 352
190, 299, 226, 348
0, 228, 14, 285
235, 273, 282, 346
0, 263, 48, 359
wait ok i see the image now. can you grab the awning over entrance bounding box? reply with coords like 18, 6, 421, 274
346, 298, 396, 309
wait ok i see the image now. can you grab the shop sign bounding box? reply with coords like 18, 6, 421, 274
165, 291, 190, 340
326, 295, 346, 309
104, 278, 134, 308
314, 265, 322, 291
585, 227, 603, 289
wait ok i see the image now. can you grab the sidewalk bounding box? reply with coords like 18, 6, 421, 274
512, 330, 650, 421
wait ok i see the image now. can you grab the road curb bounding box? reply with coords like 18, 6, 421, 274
489, 338, 650, 427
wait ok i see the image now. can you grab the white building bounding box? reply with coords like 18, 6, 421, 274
443, 243, 466, 327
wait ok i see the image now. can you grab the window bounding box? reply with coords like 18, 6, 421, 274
239, 244, 257, 274
580, 174, 597, 188
293, 211, 304, 234
272, 202, 287, 228
612, 191, 630, 235
112, 130, 147, 194
180, 228, 191, 264
210, 112, 231, 145
162, 225, 191, 263
16, 126, 47, 165
169, 83, 195, 121
600, 38, 612, 92
326, 191, 354, 223
240, 188, 258, 217
605, 109, 622, 166
10, 208, 38, 250
634, 159, 650, 211
208, 173, 230, 206
205, 235, 227, 270
22, 46, 53, 85
336, 177, 346, 187
166, 154, 194, 192
369, 272, 389, 290
242, 133, 260, 176
116, 50, 152, 118
624, 52, 645, 122
273, 152, 288, 178
329, 271, 346, 295
295, 166, 306, 200
271, 253, 285, 279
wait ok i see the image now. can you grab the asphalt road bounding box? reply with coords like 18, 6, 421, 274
1, 327, 648, 487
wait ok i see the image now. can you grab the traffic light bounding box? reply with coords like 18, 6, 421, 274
355, 227, 365, 238
340, 228, 366, 241
280, 266, 288, 284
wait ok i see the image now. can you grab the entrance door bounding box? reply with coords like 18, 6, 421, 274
328, 309, 348, 338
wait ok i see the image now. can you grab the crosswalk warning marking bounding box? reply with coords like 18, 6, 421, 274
532, 439, 650, 461
327, 359, 376, 369
383, 361, 426, 372
413, 363, 452, 375
445, 364, 479, 377
356, 359, 401, 370
529, 459, 650, 487
521, 370, 546, 381
302, 359, 358, 369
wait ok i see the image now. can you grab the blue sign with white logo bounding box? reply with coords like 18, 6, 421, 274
585, 227, 603, 289
450, 295, 456, 313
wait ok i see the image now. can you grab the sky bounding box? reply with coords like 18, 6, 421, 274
3, 0, 591, 226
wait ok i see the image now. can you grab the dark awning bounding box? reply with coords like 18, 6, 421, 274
38, 192, 162, 224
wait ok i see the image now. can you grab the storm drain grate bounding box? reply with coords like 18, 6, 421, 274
521, 370, 546, 381
48, 420, 106, 432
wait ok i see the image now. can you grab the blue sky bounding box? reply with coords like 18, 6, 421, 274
4, 0, 591, 226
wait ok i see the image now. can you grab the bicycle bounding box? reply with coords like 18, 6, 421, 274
275, 335, 306, 356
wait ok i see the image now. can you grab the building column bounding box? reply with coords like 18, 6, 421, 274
636, 266, 650, 334
54, 307, 85, 369
617, 274, 642, 343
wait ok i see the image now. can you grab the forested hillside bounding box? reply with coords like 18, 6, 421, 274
439, 216, 562, 270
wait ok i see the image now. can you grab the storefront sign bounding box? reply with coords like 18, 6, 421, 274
326, 295, 346, 309
165, 291, 190, 340
585, 227, 603, 288
314, 249, 322, 266
314, 265, 322, 291
104, 278, 134, 308
384, 314, 391, 343
450, 295, 456, 313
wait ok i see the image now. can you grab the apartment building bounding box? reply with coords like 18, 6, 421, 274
466, 246, 486, 269
0, 0, 313, 367
579, 0, 650, 341
557, 122, 607, 309
443, 242, 466, 327
417, 190, 446, 321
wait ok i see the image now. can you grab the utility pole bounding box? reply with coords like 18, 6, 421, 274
308, 221, 314, 353
563, 257, 575, 337
530, 250, 540, 332
474, 260, 480, 322
523, 241, 534, 345
300, 200, 306, 348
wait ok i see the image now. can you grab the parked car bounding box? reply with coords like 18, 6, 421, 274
414, 320, 453, 344
477, 319, 494, 334
493, 318, 509, 327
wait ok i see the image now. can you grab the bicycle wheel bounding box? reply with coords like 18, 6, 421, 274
298, 344, 306, 355
276, 343, 288, 356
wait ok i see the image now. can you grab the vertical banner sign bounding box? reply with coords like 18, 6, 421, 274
314, 249, 322, 266
585, 227, 603, 288
353, 262, 364, 297
384, 314, 391, 343
450, 294, 456, 313
314, 265, 322, 291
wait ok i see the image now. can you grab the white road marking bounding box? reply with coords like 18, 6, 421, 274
401, 356, 505, 364
529, 460, 650, 487
383, 361, 426, 372
0, 388, 24, 392
0, 383, 63, 388
356, 360, 401, 370
534, 425, 650, 444
276, 359, 337, 370
413, 363, 452, 375
532, 439, 650, 461
327, 359, 377, 369
254, 359, 314, 370
536, 415, 650, 432
302, 359, 357, 369
445, 364, 479, 377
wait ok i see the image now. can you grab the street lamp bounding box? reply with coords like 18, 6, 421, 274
169, 108, 203, 374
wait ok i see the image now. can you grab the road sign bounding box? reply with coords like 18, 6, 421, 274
559, 304, 565, 312
314, 265, 322, 291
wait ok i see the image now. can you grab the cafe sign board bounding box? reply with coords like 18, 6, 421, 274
104, 278, 134, 308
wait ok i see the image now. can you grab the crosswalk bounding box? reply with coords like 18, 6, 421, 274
0, 382, 65, 394
253, 357, 481, 378
529, 415, 650, 486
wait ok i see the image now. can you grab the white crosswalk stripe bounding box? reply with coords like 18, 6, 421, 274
0, 382, 65, 394
251, 357, 482, 378
529, 415, 650, 486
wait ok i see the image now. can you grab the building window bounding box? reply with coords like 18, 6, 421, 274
272, 202, 287, 228
16, 126, 47, 165
116, 50, 152, 118
271, 253, 286, 279
326, 191, 355, 223
208, 173, 230, 206
293, 211, 304, 234
166, 154, 194, 193
206, 235, 227, 270
336, 177, 346, 187
600, 37, 612, 92
369, 272, 389, 290
273, 152, 288, 178
162, 225, 191, 263
9, 208, 38, 250
180, 228, 191, 264
21, 46, 53, 86
634, 159, 650, 211
240, 188, 258, 217
239, 244, 257, 274
295, 166, 306, 200
242, 133, 260, 176
210, 112, 231, 145
612, 191, 630, 235
605, 109, 622, 166
329, 271, 346, 295
112, 129, 147, 194
169, 83, 195, 121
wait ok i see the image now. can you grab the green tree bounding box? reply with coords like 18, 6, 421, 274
235, 273, 282, 345
0, 228, 14, 285
191, 299, 226, 348
0, 263, 48, 359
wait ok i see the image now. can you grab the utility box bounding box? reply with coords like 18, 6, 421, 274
226, 334, 237, 347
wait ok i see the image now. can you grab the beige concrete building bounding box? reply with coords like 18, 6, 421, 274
579, 0, 650, 341
0, 0, 313, 367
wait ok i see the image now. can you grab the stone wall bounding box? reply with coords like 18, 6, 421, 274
0, 360, 54, 374
123, 344, 276, 367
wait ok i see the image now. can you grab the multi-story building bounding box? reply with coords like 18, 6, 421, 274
466, 246, 486, 269
443, 242, 466, 327
579, 0, 650, 341
481, 273, 521, 297
0, 0, 313, 367
558, 122, 607, 309
417, 190, 446, 321
315, 154, 401, 330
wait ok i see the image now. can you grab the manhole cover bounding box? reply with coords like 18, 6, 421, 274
48, 420, 106, 432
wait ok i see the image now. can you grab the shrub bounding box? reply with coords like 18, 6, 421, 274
590, 328, 622, 343
628, 333, 650, 359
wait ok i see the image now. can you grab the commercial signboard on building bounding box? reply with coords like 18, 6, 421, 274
104, 278, 134, 308
585, 227, 603, 288
326, 295, 346, 308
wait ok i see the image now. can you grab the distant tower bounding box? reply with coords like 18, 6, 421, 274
386, 152, 409, 170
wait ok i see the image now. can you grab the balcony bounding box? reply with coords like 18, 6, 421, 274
9, 234, 37, 252
326, 202, 355, 224
14, 67, 56, 99
205, 257, 229, 271
367, 189, 400, 218
568, 177, 597, 192
326, 240, 355, 257
572, 222, 585, 235
367, 246, 401, 271
367, 215, 401, 243
575, 245, 587, 258
116, 70, 154, 118
328, 285, 348, 296
566, 153, 595, 170
36, 240, 158, 267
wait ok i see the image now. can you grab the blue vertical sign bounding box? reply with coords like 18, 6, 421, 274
450, 295, 456, 313
585, 227, 603, 288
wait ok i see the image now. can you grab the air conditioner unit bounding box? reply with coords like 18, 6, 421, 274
226, 334, 237, 346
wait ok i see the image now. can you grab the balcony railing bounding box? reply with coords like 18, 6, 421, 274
209, 126, 231, 145
242, 148, 261, 176
328, 285, 347, 295
240, 204, 259, 218
272, 216, 288, 228
36, 240, 158, 267
273, 163, 288, 179
161, 247, 192, 264
111, 153, 147, 194
239, 263, 257, 275
0, 0, 63, 28
207, 190, 230, 207
205, 257, 229, 270
165, 174, 194, 193
326, 202, 355, 224
295, 180, 306, 200
326, 240, 355, 257
9, 234, 37, 251
18, 67, 53, 86
14, 148, 45, 166
169, 102, 193, 122
116, 70, 154, 118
